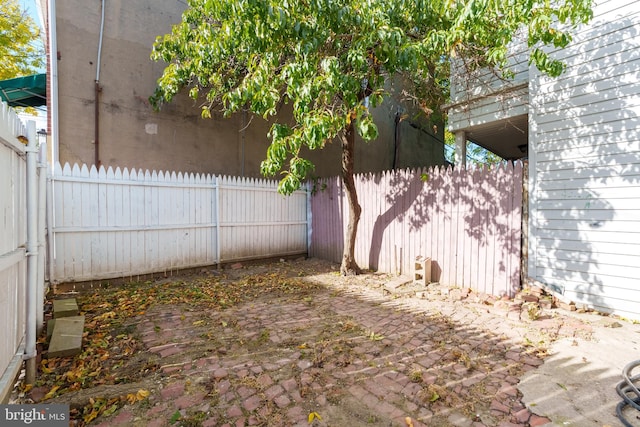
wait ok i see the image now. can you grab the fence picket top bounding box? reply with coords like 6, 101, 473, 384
0, 100, 26, 137
106, 167, 115, 179
451, 165, 462, 180
513, 160, 522, 172
514, 161, 523, 178
89, 165, 99, 178
471, 165, 483, 181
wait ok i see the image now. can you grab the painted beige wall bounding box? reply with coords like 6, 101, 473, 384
55, 0, 443, 177
302, 95, 446, 178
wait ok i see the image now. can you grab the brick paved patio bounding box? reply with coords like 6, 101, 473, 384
87, 259, 592, 427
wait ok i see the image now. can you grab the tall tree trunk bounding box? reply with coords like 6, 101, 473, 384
340, 120, 362, 276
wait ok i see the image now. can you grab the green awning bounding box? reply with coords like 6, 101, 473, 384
0, 74, 47, 107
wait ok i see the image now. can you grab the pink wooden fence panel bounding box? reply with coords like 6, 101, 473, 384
310, 162, 524, 297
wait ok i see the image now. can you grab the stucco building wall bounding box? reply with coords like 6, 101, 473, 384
54, 0, 443, 177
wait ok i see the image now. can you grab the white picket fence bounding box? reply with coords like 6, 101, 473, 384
49, 163, 308, 283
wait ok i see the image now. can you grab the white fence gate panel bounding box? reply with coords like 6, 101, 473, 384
51, 163, 219, 283
218, 176, 307, 262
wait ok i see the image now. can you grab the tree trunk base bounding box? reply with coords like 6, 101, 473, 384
340, 261, 361, 276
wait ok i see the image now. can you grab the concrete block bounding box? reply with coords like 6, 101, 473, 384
53, 298, 79, 318
413, 256, 431, 286
48, 315, 84, 358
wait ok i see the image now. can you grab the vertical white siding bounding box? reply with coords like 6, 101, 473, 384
529, 0, 640, 318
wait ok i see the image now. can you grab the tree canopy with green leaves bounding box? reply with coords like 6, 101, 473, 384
151, 0, 592, 275
0, 0, 43, 80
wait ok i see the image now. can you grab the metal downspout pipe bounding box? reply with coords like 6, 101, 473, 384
36, 141, 47, 335
24, 122, 38, 384
95, 0, 105, 167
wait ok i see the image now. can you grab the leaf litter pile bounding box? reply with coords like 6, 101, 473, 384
17, 258, 556, 426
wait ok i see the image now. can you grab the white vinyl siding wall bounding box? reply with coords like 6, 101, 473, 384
528, 0, 640, 318
447, 33, 530, 131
